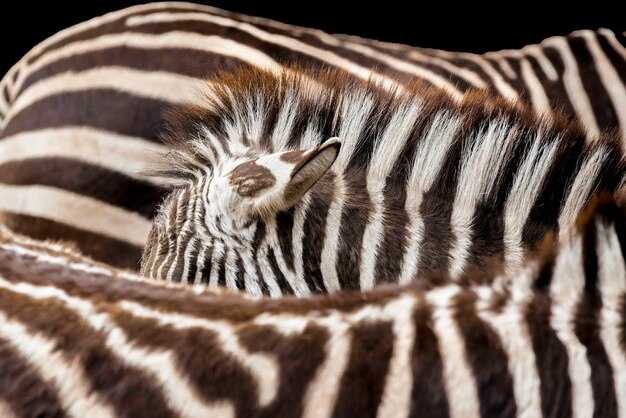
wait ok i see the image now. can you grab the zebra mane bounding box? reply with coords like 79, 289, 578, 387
153, 66, 621, 186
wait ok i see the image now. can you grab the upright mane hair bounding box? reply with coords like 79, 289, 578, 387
142, 66, 625, 296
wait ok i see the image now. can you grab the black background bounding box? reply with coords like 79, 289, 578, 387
2, 1, 624, 76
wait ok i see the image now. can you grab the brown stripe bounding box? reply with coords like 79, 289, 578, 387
0, 337, 67, 418
0, 212, 142, 270
597, 33, 626, 103
112, 309, 258, 416
0, 157, 164, 218
238, 323, 329, 417
0, 288, 178, 418
19, 46, 249, 96
0, 241, 394, 320
332, 321, 394, 417
1, 89, 170, 141
409, 304, 450, 418
267, 247, 294, 294
453, 291, 517, 418
525, 292, 572, 417
25, 5, 194, 63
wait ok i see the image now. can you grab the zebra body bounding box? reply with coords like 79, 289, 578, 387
140, 67, 625, 296
1, 3, 625, 270
1, 197, 625, 417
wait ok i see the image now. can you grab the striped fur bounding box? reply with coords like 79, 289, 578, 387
1, 196, 625, 417
140, 67, 625, 296
1, 3, 626, 269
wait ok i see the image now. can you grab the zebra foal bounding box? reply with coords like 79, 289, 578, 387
1, 195, 625, 417
140, 67, 626, 296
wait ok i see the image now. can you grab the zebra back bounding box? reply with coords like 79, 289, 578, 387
0, 194, 624, 417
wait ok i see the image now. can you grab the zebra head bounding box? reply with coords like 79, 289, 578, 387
140, 135, 340, 289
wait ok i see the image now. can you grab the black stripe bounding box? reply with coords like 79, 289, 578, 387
184, 237, 201, 284
540, 45, 579, 120
336, 175, 369, 291
276, 209, 295, 272
1, 89, 170, 141
267, 248, 294, 294
409, 304, 450, 418
301, 174, 334, 294
235, 251, 245, 290
522, 136, 585, 246
0, 157, 164, 218
416, 119, 465, 277
567, 35, 618, 132
454, 291, 517, 418
525, 292, 573, 417
0, 211, 142, 270
332, 322, 394, 417
217, 247, 227, 287
575, 218, 618, 418
597, 32, 626, 109
198, 242, 214, 285
0, 337, 67, 418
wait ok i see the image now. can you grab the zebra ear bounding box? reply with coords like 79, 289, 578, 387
280, 137, 341, 209
227, 137, 341, 214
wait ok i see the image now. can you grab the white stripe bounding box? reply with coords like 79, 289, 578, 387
0, 128, 167, 183
302, 320, 351, 418
503, 136, 559, 273
578, 30, 626, 144
292, 194, 313, 290
208, 241, 225, 289
558, 147, 607, 236
240, 247, 263, 296
156, 191, 187, 280
0, 278, 235, 418
119, 300, 279, 406
320, 92, 374, 291
0, 184, 151, 247
359, 102, 421, 289
376, 296, 417, 418
449, 120, 514, 278
520, 58, 552, 115
427, 286, 481, 418
398, 112, 461, 284
333, 42, 464, 99
193, 241, 209, 284
271, 87, 301, 151
595, 219, 626, 416
255, 247, 282, 297
436, 51, 519, 101
0, 2, 183, 94
13, 31, 281, 95
475, 285, 542, 418
124, 12, 402, 92
0, 398, 16, 418
484, 53, 518, 79
543, 37, 600, 138
0, 311, 117, 418
523, 45, 559, 81
180, 236, 198, 284
2, 67, 205, 129
549, 234, 595, 418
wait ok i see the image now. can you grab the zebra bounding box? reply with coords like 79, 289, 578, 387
139, 66, 625, 296
1, 2, 625, 270
0, 194, 625, 418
